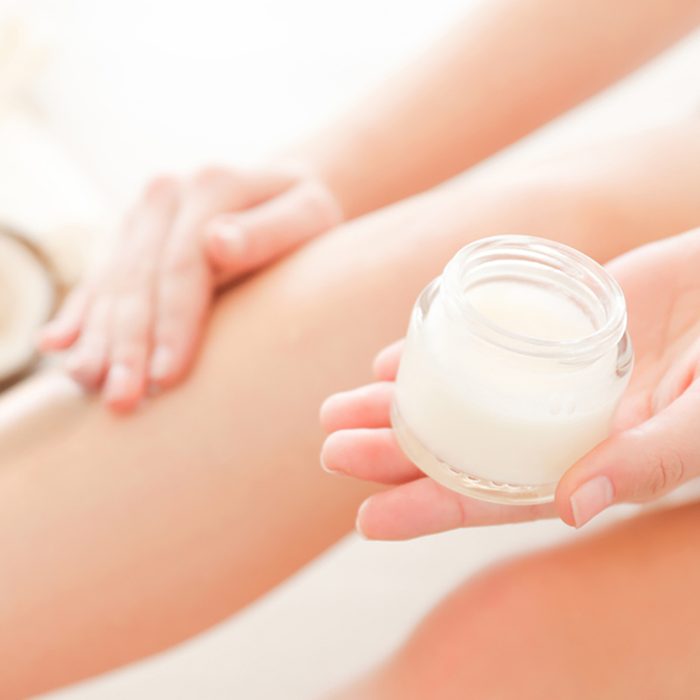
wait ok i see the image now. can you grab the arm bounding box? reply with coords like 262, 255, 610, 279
296, 0, 700, 218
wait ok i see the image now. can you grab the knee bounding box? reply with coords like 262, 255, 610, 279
373, 551, 582, 699
425, 551, 574, 655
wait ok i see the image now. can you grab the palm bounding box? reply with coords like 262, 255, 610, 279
321, 233, 700, 539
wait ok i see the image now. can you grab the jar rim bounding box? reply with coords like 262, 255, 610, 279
441, 235, 628, 361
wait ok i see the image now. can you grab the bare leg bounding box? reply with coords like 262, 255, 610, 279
337, 501, 700, 699
1, 120, 699, 697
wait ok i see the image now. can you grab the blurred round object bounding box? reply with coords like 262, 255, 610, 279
0, 225, 59, 389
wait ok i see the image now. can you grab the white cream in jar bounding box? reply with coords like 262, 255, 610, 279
391, 235, 633, 504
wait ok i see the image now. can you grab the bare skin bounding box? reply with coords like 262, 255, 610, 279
0, 120, 699, 697
9, 0, 700, 695
333, 501, 700, 699
39, 0, 700, 409
39, 166, 343, 409
321, 226, 700, 535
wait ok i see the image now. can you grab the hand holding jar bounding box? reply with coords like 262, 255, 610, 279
321, 229, 700, 539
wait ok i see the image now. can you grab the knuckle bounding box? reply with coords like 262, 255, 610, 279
87, 295, 112, 323
646, 448, 686, 497
125, 258, 157, 285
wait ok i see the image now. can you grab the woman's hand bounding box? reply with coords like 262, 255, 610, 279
320, 229, 700, 539
40, 165, 342, 411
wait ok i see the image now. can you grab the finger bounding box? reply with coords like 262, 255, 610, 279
204, 179, 342, 282
150, 203, 212, 390
103, 294, 152, 411
64, 297, 111, 389
357, 478, 555, 540
104, 177, 179, 409
651, 346, 699, 414
373, 340, 404, 381
320, 382, 394, 433
149, 248, 210, 388
38, 287, 90, 351
556, 381, 700, 528
321, 428, 422, 484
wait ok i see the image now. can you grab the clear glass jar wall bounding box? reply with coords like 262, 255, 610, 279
391, 235, 633, 505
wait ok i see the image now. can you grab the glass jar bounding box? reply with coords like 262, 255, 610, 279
391, 235, 633, 505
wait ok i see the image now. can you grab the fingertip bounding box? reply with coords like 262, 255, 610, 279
565, 475, 615, 529
372, 353, 389, 380
148, 345, 180, 389
37, 332, 63, 353
320, 427, 418, 484
65, 352, 106, 390
320, 439, 340, 475
205, 217, 247, 268
355, 498, 372, 539
373, 340, 404, 380
104, 392, 142, 413
319, 391, 347, 433
103, 364, 144, 413
37, 323, 80, 352
554, 490, 577, 528
354, 493, 399, 540
321, 383, 393, 432
554, 473, 578, 527
318, 430, 349, 475
555, 436, 625, 527
105, 397, 142, 413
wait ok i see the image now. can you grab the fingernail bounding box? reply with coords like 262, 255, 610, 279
65, 352, 86, 374
36, 328, 54, 350
355, 499, 370, 539
570, 475, 614, 528
150, 346, 173, 382
320, 453, 339, 475
213, 221, 246, 257
105, 364, 133, 401
38, 321, 66, 346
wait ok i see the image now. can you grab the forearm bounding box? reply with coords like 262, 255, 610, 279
294, 0, 700, 219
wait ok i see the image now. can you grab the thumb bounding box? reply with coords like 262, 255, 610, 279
556, 382, 700, 528
204, 179, 342, 283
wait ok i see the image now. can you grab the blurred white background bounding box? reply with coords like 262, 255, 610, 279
0, 0, 697, 697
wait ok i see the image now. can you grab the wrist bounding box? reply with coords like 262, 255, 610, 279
265, 154, 346, 223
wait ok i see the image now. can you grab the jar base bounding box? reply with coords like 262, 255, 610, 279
391, 404, 556, 506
